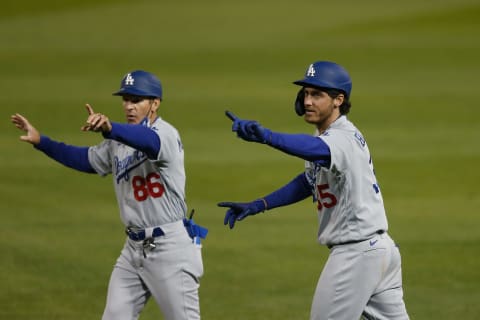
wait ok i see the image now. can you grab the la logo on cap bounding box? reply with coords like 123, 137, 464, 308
125, 73, 135, 85
307, 64, 316, 77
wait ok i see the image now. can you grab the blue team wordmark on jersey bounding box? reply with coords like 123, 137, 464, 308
354, 131, 366, 147
114, 150, 148, 183
177, 138, 183, 152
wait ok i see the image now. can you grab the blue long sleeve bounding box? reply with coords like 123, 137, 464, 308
102, 122, 160, 159
261, 173, 312, 210
34, 136, 95, 173
267, 132, 331, 166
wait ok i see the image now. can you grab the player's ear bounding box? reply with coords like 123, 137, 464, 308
150, 98, 160, 113
333, 94, 344, 107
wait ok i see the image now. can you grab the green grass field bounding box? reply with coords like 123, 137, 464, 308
1, 0, 479, 319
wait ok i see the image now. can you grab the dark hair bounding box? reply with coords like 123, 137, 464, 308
324, 88, 352, 115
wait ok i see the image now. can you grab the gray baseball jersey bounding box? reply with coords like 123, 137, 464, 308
88, 117, 203, 320
88, 117, 187, 227
305, 116, 388, 246
305, 116, 408, 320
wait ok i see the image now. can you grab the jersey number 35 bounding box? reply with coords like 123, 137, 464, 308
316, 184, 337, 210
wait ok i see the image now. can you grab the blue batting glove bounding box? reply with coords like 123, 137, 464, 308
237, 120, 270, 143
225, 110, 271, 144
218, 199, 266, 229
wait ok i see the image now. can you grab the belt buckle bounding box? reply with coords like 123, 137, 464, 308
142, 237, 156, 258
143, 237, 156, 249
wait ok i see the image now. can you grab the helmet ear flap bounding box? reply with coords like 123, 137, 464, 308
294, 89, 305, 116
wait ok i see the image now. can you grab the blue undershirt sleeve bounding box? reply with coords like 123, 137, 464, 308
266, 131, 331, 166
261, 173, 312, 211
102, 122, 160, 159
34, 136, 95, 173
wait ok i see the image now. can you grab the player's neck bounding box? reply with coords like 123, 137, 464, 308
148, 113, 159, 125
316, 113, 342, 134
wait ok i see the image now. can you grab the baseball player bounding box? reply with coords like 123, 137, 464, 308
11, 70, 207, 320
218, 61, 409, 319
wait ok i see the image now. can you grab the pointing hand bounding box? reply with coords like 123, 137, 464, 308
218, 200, 266, 229
81, 104, 112, 133
224, 110, 271, 144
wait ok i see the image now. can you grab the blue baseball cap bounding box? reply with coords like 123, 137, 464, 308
113, 70, 163, 99
293, 61, 352, 98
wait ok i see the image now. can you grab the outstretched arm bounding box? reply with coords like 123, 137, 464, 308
218, 172, 312, 229
102, 123, 160, 160
10, 113, 95, 173
262, 172, 312, 209
82, 104, 160, 159
267, 132, 331, 165
225, 110, 331, 166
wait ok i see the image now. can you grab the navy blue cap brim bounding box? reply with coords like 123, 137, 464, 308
293, 80, 349, 97
293, 79, 323, 87
112, 87, 160, 98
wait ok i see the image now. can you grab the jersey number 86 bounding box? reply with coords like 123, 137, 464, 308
132, 173, 165, 201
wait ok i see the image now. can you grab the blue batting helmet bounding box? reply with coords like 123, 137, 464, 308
113, 70, 163, 99
293, 61, 352, 98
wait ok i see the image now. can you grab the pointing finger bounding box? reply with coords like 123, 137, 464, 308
225, 110, 238, 122
218, 202, 234, 208
85, 103, 95, 115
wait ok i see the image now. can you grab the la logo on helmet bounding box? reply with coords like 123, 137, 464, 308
125, 73, 135, 85
307, 64, 316, 77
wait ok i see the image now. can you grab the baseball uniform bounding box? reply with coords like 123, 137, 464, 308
89, 117, 203, 320
306, 116, 408, 320
11, 70, 207, 320
218, 61, 409, 320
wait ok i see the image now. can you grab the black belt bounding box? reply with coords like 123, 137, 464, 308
327, 230, 384, 249
125, 227, 165, 241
